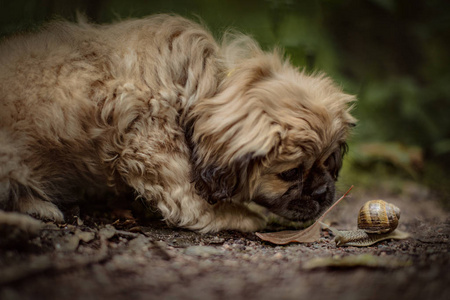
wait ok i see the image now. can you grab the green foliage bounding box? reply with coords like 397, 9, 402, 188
337, 142, 423, 196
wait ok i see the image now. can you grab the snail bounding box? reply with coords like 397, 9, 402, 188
321, 200, 410, 247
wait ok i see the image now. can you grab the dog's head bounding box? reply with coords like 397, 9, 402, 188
188, 41, 355, 223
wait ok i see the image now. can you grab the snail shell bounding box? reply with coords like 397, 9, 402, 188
357, 200, 400, 234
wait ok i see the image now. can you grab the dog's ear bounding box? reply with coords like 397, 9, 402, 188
185, 52, 285, 204
191, 152, 261, 204
185, 115, 270, 205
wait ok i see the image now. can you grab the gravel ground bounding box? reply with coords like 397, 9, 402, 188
0, 187, 449, 300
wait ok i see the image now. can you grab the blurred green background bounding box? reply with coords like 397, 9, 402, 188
1, 0, 449, 207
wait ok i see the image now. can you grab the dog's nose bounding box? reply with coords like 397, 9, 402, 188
312, 185, 327, 197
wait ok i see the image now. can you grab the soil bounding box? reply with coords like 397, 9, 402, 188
0, 185, 449, 300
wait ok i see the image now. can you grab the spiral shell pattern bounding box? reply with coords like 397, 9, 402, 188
357, 200, 400, 234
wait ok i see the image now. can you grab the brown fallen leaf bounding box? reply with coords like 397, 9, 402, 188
255, 186, 353, 245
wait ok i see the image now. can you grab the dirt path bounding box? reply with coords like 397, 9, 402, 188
0, 190, 449, 300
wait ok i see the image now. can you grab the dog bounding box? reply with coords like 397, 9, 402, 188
0, 15, 355, 233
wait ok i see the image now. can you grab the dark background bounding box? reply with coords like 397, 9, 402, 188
1, 0, 449, 207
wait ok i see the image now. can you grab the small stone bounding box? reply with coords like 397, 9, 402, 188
222, 244, 232, 250
75, 229, 95, 243
155, 241, 168, 248
76, 217, 84, 226
184, 246, 223, 257
210, 236, 225, 244
128, 235, 150, 251
272, 252, 284, 260
99, 225, 116, 240
57, 235, 80, 252
242, 254, 251, 260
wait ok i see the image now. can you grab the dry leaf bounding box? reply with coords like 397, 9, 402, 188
111, 209, 135, 220
256, 186, 353, 245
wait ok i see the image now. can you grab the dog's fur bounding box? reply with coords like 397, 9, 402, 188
0, 15, 355, 232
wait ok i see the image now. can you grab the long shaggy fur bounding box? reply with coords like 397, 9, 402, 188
0, 15, 355, 232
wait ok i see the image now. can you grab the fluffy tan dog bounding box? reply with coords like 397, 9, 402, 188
0, 15, 355, 232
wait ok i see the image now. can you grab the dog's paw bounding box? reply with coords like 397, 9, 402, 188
18, 199, 64, 223
237, 210, 267, 232
194, 203, 267, 233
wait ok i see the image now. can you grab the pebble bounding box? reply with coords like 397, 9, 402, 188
56, 235, 80, 252
209, 236, 225, 244
222, 244, 232, 250
76, 230, 95, 243
242, 254, 251, 260
128, 235, 150, 251
99, 225, 116, 240
184, 246, 224, 257
155, 241, 168, 248
272, 252, 284, 260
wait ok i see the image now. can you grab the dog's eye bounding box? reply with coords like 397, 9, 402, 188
324, 150, 343, 180
278, 167, 302, 182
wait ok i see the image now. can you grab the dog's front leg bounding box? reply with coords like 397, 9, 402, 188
193, 201, 267, 233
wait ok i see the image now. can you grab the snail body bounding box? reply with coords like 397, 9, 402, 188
331, 228, 410, 247
322, 200, 409, 247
